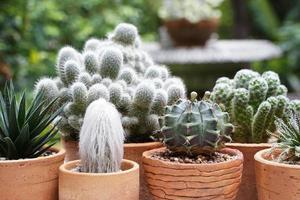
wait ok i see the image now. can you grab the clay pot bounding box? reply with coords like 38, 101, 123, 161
61, 138, 79, 162
255, 148, 300, 200
142, 147, 243, 200
124, 142, 162, 200
0, 148, 65, 200
226, 143, 271, 200
59, 159, 139, 200
164, 18, 219, 46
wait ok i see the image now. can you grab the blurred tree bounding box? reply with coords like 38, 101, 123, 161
0, 0, 160, 90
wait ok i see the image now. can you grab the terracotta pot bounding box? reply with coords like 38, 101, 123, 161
61, 138, 79, 162
226, 143, 271, 200
59, 159, 139, 200
255, 148, 300, 200
124, 142, 162, 200
0, 148, 65, 200
164, 18, 219, 47
143, 147, 243, 200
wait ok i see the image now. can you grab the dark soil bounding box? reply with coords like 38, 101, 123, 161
151, 149, 237, 164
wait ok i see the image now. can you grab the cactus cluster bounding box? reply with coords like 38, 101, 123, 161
209, 69, 300, 143
156, 92, 233, 155
35, 23, 186, 142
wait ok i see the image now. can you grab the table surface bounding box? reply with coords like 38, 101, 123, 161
142, 40, 282, 64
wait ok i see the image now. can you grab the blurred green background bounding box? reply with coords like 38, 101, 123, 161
1, 0, 300, 91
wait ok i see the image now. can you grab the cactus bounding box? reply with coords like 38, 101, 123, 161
209, 69, 297, 143
79, 99, 124, 173
36, 23, 186, 142
156, 92, 233, 155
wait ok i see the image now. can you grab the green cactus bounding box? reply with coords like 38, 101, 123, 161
209, 69, 296, 143
157, 92, 233, 155
36, 23, 186, 143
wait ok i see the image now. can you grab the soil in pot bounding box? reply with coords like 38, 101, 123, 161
143, 147, 243, 200
124, 142, 162, 200
164, 18, 219, 47
226, 143, 271, 200
59, 159, 139, 200
0, 148, 65, 200
255, 148, 300, 200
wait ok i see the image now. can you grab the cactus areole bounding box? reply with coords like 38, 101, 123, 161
156, 92, 233, 156
35, 23, 186, 143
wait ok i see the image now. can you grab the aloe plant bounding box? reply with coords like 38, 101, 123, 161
0, 82, 62, 160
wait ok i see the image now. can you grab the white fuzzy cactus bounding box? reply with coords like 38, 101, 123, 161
35, 23, 186, 142
79, 99, 124, 173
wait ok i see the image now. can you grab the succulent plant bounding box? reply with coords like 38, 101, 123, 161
272, 111, 300, 163
0, 82, 61, 160
35, 23, 186, 142
159, 0, 224, 23
209, 69, 300, 143
156, 92, 233, 156
79, 99, 124, 173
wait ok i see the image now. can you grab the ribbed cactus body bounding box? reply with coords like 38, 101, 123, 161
209, 69, 296, 143
158, 96, 233, 155
36, 23, 186, 142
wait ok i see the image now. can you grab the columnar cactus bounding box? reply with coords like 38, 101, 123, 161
209, 69, 300, 143
35, 23, 186, 142
79, 99, 124, 173
156, 92, 233, 155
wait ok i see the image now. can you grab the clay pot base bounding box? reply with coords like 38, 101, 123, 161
255, 148, 300, 200
124, 142, 162, 200
143, 147, 243, 200
0, 148, 65, 200
226, 143, 271, 200
59, 159, 139, 200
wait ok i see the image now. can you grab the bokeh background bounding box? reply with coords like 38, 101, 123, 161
1, 0, 300, 93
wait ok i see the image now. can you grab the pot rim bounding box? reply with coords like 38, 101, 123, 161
124, 141, 162, 148
143, 147, 243, 167
255, 148, 300, 169
59, 159, 139, 177
0, 147, 65, 165
226, 142, 272, 148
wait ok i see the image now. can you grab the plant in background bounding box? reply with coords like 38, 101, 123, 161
79, 99, 124, 173
0, 82, 61, 160
156, 91, 233, 155
209, 69, 300, 143
271, 111, 300, 163
35, 23, 186, 143
159, 0, 224, 23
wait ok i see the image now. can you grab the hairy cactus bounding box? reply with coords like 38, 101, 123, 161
36, 23, 186, 142
79, 99, 124, 173
156, 92, 233, 155
209, 69, 300, 143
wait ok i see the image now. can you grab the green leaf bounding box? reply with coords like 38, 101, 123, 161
14, 124, 30, 154
18, 92, 26, 127
8, 95, 20, 141
3, 137, 17, 159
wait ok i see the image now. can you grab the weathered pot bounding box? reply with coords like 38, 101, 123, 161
61, 138, 79, 162
164, 18, 219, 46
143, 147, 243, 200
0, 148, 65, 200
124, 142, 162, 200
255, 148, 300, 200
226, 143, 271, 200
59, 159, 139, 200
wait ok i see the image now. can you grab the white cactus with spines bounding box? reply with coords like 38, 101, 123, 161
35, 23, 186, 142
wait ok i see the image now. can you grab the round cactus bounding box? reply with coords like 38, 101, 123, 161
110, 23, 138, 46
157, 93, 233, 155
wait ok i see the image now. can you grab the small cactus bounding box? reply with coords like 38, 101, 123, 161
209, 69, 297, 143
156, 92, 233, 155
36, 23, 186, 143
79, 99, 124, 173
